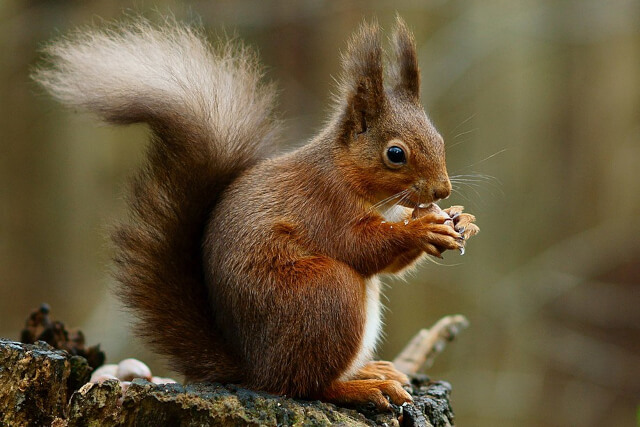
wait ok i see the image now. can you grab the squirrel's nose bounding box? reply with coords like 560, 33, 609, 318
432, 180, 451, 201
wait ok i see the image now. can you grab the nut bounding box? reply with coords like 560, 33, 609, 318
116, 358, 152, 381
89, 364, 118, 382
90, 373, 118, 383
151, 376, 177, 384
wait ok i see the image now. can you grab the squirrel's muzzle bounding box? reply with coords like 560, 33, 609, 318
431, 178, 451, 201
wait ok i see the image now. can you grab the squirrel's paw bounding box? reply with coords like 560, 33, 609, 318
415, 223, 463, 258
322, 379, 413, 411
443, 205, 480, 254
354, 360, 410, 385
408, 204, 463, 257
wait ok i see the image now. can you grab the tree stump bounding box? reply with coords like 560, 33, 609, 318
0, 339, 455, 426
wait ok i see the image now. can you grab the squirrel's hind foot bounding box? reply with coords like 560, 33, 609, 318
321, 378, 412, 411
354, 360, 410, 385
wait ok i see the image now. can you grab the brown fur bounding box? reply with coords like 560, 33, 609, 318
35, 16, 478, 409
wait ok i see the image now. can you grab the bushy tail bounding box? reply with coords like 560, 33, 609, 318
33, 18, 280, 381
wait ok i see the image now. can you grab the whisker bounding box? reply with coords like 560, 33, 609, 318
447, 129, 479, 150
450, 177, 502, 189
367, 189, 410, 213
450, 173, 501, 182
449, 113, 476, 134
447, 137, 476, 150
450, 173, 504, 194
450, 177, 490, 182
458, 182, 482, 200
383, 191, 413, 218
450, 180, 484, 189
450, 178, 505, 200
450, 187, 470, 202
446, 113, 478, 150
423, 256, 463, 266
453, 148, 508, 173
450, 178, 498, 186
452, 128, 478, 140
360, 189, 413, 222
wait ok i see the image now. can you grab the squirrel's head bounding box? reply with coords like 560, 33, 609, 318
332, 17, 451, 209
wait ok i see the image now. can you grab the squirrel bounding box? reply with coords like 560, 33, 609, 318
34, 16, 478, 410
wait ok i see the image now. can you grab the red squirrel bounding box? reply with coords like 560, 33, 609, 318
34, 17, 478, 410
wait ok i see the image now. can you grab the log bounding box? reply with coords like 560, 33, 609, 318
0, 338, 455, 427
0, 339, 91, 426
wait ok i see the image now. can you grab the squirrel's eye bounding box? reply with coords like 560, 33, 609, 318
386, 146, 406, 165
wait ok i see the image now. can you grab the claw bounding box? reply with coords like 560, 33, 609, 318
459, 246, 465, 255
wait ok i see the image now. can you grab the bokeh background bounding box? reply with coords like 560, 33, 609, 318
1, 1, 639, 425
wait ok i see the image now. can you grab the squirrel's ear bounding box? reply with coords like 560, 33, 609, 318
390, 16, 420, 100
337, 20, 385, 139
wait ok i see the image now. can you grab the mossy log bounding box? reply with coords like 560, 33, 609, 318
0, 339, 455, 426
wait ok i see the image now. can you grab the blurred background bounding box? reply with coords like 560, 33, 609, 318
1, 0, 638, 425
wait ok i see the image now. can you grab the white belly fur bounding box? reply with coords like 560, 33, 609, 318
340, 276, 383, 380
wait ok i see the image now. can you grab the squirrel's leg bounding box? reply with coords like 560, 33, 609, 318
369, 206, 429, 273
240, 255, 409, 410
321, 378, 412, 410
353, 360, 410, 385
240, 257, 374, 399
346, 210, 462, 275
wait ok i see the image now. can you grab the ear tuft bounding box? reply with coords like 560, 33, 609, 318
390, 16, 420, 99
337, 20, 385, 125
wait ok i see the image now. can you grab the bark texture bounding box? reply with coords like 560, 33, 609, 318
0, 339, 91, 426
0, 339, 454, 427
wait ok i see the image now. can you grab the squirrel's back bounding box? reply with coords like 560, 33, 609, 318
33, 18, 281, 382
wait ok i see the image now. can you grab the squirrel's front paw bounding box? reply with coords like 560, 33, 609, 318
418, 224, 462, 258
409, 204, 463, 257
443, 205, 479, 254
